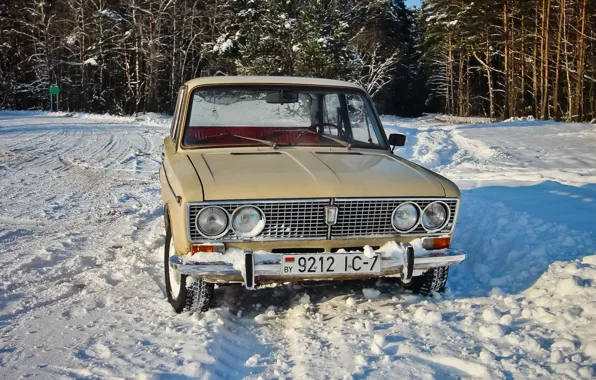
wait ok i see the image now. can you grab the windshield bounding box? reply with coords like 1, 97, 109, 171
182, 86, 387, 149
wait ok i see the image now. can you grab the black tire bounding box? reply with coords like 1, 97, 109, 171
164, 216, 214, 314
400, 266, 449, 295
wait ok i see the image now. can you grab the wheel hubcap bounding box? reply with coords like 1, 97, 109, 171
168, 238, 182, 298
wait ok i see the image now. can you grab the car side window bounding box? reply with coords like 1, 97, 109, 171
346, 93, 381, 145
170, 87, 186, 141
322, 94, 341, 136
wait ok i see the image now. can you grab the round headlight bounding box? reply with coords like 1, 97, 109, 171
422, 202, 449, 231
196, 206, 229, 237
392, 202, 420, 232
232, 206, 265, 238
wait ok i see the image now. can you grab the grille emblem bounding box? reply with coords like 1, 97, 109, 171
325, 206, 339, 226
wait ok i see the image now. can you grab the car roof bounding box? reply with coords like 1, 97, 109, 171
183, 76, 364, 90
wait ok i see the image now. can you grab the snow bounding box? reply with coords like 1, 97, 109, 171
100, 9, 123, 22
481, 307, 502, 323
297, 293, 310, 305
1, 111, 595, 378
83, 57, 99, 66
413, 308, 442, 325
213, 35, 234, 54
362, 288, 381, 299
183, 248, 277, 267
362, 244, 376, 258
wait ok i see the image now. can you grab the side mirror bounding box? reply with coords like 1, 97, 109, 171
388, 133, 406, 152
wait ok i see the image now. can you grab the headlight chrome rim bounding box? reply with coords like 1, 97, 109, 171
231, 205, 266, 238
391, 202, 422, 233
421, 201, 450, 232
195, 206, 230, 238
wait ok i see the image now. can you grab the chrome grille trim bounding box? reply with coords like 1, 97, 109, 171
187, 198, 459, 242
187, 199, 330, 242
332, 198, 459, 239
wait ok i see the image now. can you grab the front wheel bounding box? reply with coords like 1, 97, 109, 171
399, 266, 449, 295
164, 224, 214, 313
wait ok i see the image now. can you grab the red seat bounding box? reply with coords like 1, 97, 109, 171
184, 126, 320, 146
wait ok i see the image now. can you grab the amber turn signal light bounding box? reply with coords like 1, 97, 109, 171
191, 245, 214, 254
191, 243, 225, 255
422, 237, 451, 250
432, 237, 451, 249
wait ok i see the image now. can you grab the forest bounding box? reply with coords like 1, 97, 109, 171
0, 0, 595, 121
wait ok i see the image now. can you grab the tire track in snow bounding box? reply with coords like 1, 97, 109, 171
0, 112, 168, 324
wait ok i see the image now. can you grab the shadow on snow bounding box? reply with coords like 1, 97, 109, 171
450, 180, 596, 297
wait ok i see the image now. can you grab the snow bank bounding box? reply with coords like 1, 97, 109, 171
434, 114, 493, 124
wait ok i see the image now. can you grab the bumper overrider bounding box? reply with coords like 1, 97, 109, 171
169, 243, 466, 290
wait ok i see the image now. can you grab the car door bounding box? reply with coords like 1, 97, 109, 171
161, 87, 186, 206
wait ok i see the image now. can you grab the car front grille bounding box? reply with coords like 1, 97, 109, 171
188, 200, 330, 242
331, 198, 458, 238
187, 198, 458, 242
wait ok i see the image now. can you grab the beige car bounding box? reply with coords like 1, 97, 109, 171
160, 76, 466, 313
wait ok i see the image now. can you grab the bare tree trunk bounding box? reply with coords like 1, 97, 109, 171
541, 0, 551, 119
458, 51, 464, 116
574, 0, 587, 121
133, 6, 141, 115
553, 0, 564, 120
448, 35, 455, 115
171, 1, 177, 106
466, 53, 471, 116
80, 1, 87, 110
503, 0, 510, 119
445, 60, 451, 114
473, 33, 495, 120
521, 13, 526, 114
533, 1, 540, 117
510, 8, 517, 117
98, 0, 104, 101
486, 40, 494, 120
144, 0, 154, 113
563, 0, 573, 119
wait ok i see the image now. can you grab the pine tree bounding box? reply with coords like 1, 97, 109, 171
234, 0, 295, 76
292, 0, 359, 80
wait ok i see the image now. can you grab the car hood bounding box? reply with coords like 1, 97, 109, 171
186, 149, 448, 200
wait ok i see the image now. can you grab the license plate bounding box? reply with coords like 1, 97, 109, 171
280, 254, 381, 276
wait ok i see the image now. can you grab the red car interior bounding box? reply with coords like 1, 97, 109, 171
184, 126, 322, 146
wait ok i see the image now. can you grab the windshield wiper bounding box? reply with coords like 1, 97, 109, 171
193, 133, 277, 148
291, 128, 351, 149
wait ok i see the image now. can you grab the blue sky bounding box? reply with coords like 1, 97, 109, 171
406, 0, 421, 7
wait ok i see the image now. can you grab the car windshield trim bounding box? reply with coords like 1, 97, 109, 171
181, 85, 389, 150
193, 133, 278, 148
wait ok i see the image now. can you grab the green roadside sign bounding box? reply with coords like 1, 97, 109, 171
49, 84, 60, 112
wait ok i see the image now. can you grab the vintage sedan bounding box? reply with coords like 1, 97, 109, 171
160, 76, 466, 313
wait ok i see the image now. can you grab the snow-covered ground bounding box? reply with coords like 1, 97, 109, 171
0, 111, 595, 379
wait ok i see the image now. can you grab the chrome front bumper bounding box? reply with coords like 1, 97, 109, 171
169, 243, 466, 289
